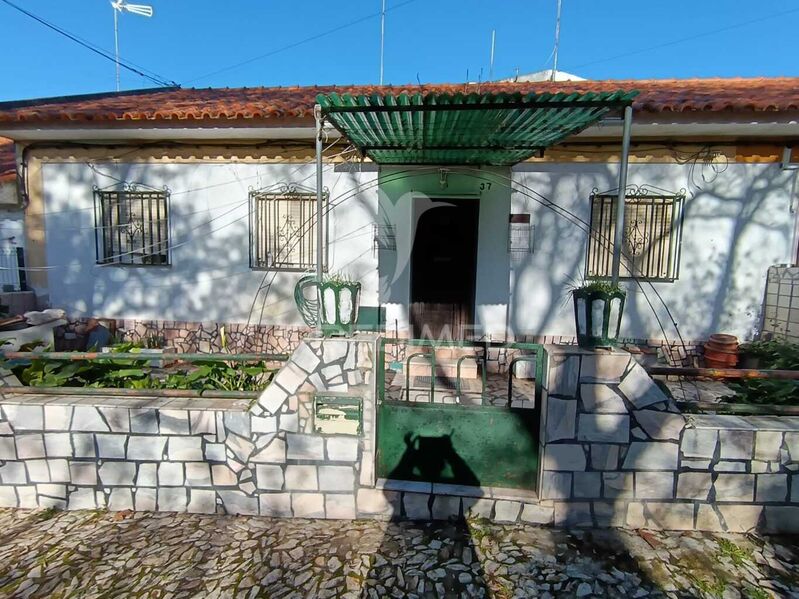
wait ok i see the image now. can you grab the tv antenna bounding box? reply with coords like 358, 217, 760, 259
111, 1, 153, 91
551, 0, 562, 81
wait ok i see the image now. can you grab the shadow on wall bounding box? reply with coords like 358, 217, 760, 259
43, 160, 379, 327
509, 160, 793, 342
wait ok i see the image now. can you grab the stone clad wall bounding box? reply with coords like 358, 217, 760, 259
539, 346, 799, 533
0, 337, 378, 518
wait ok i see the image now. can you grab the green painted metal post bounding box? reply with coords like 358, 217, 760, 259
611, 104, 633, 284
314, 104, 324, 333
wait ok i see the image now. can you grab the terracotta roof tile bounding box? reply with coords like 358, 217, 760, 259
0, 137, 15, 183
0, 78, 797, 124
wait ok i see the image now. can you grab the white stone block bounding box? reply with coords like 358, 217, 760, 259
755, 431, 783, 461
159, 410, 189, 435
168, 436, 203, 461
292, 492, 325, 517
617, 363, 666, 409
16, 485, 39, 509
211, 464, 237, 486
543, 444, 586, 471
109, 488, 133, 511
633, 410, 685, 441
322, 340, 348, 364
580, 384, 627, 413
0, 461, 26, 484
26, 459, 50, 483
158, 488, 188, 512
4, 405, 43, 430
68, 488, 97, 510
0, 486, 16, 507
44, 406, 73, 431
622, 442, 679, 470
546, 397, 576, 441
356, 488, 398, 519
74, 433, 96, 458
255, 464, 284, 490
188, 489, 217, 514
130, 409, 158, 434
756, 474, 788, 502
224, 412, 250, 438
278, 412, 299, 433
285, 465, 318, 490
577, 414, 629, 443
99, 462, 136, 486
580, 353, 631, 383
0, 435, 16, 460
714, 474, 755, 502
259, 492, 292, 517
432, 496, 461, 520
43, 433, 71, 458
463, 498, 494, 519
135, 487, 157, 511
72, 407, 109, 432
721, 504, 764, 533
251, 437, 286, 463
185, 463, 212, 486
681, 429, 718, 458
326, 437, 359, 462
252, 416, 277, 434
644, 502, 695, 531
635, 471, 675, 499
604, 472, 634, 498
99, 408, 130, 433
286, 433, 324, 460
158, 462, 184, 487
48, 459, 69, 483
127, 436, 167, 460
204, 443, 226, 462
318, 465, 355, 492
66, 461, 95, 486
292, 342, 321, 373
226, 433, 255, 463
573, 472, 601, 498
189, 411, 216, 435
719, 430, 754, 460
590, 444, 619, 470
258, 383, 288, 416
135, 463, 157, 487
96, 434, 126, 459
275, 362, 307, 395
219, 490, 258, 515
494, 500, 521, 522
16, 433, 45, 459
520, 504, 555, 524
676, 472, 712, 500
540, 472, 571, 500
325, 493, 356, 519
37, 483, 66, 499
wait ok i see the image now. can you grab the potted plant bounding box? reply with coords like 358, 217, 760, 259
572, 281, 626, 348
294, 274, 362, 336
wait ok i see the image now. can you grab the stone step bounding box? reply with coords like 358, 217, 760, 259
407, 357, 479, 379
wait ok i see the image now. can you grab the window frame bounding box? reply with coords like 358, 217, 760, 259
93, 185, 171, 267
585, 186, 686, 283
248, 183, 329, 272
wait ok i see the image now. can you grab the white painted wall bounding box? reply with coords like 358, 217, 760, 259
510, 162, 796, 341
38, 158, 796, 342
40, 161, 378, 326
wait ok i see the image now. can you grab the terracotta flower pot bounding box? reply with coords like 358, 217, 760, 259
703, 333, 739, 368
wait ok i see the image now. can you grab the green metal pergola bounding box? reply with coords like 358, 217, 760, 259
310, 89, 639, 326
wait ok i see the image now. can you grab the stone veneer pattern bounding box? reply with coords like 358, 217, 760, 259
539, 346, 799, 534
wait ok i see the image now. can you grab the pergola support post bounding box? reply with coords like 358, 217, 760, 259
611, 104, 633, 284
314, 104, 324, 332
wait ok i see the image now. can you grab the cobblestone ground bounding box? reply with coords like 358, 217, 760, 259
0, 508, 797, 598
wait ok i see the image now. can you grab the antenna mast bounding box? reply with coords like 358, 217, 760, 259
489, 29, 496, 81
551, 0, 562, 81
111, 1, 153, 92
379, 0, 386, 84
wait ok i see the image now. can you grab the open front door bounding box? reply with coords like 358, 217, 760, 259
410, 198, 479, 340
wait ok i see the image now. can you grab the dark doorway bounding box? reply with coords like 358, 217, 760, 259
410, 198, 479, 339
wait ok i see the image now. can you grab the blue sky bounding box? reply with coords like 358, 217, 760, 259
1, 0, 798, 101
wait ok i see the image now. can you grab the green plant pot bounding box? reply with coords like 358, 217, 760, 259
572, 287, 626, 348
319, 281, 361, 337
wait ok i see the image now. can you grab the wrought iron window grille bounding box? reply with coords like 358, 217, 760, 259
586, 184, 686, 282
249, 182, 329, 272
373, 223, 397, 253
508, 214, 533, 255
93, 183, 170, 266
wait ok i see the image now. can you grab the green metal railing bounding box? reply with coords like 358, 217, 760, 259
378, 338, 546, 408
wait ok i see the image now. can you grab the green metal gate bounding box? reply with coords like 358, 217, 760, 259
375, 339, 545, 491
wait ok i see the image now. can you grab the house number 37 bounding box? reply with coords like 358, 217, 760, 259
479, 182, 492, 191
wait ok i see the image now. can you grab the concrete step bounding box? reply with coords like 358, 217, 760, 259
407, 357, 479, 379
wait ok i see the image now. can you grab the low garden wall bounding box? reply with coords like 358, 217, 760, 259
1, 338, 798, 533
539, 346, 799, 533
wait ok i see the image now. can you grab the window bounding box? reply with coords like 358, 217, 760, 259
94, 187, 170, 265
586, 189, 684, 281
250, 185, 327, 271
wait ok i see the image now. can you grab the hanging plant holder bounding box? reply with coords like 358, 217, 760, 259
294, 275, 361, 337
572, 286, 626, 348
